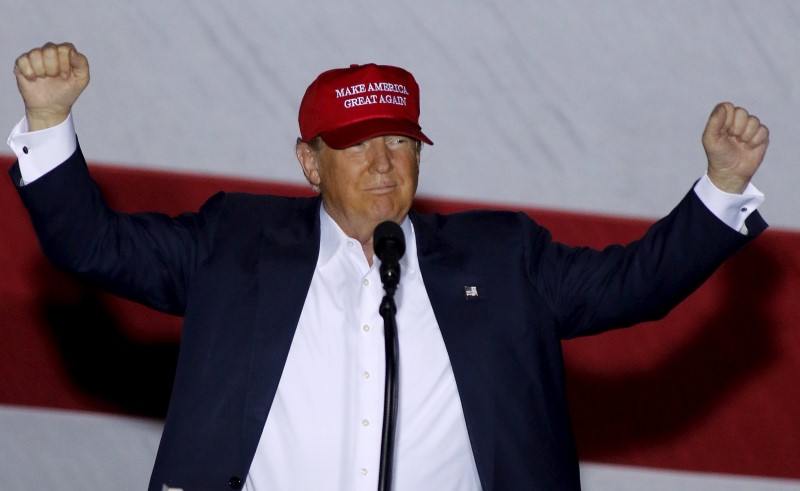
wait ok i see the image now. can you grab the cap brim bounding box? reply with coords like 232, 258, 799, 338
319, 118, 433, 149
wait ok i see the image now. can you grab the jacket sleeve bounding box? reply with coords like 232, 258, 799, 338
10, 144, 223, 316
524, 188, 768, 339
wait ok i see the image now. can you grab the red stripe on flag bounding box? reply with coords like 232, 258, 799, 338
2, 156, 798, 478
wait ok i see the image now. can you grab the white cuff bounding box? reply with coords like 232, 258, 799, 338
6, 114, 77, 185
693, 174, 765, 234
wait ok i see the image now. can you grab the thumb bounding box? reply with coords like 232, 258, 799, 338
69, 48, 90, 78
708, 102, 733, 134
703, 102, 734, 150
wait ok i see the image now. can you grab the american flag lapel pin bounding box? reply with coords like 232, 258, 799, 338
464, 286, 479, 299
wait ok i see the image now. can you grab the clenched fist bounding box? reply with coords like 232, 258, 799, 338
14, 42, 90, 131
702, 102, 769, 194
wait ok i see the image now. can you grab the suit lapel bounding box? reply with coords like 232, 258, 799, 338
411, 211, 496, 491
241, 196, 322, 464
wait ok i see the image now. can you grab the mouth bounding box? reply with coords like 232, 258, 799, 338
365, 183, 398, 193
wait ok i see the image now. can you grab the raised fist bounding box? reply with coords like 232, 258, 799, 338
14, 42, 90, 131
702, 102, 769, 194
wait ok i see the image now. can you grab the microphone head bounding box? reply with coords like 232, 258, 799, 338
373, 221, 406, 263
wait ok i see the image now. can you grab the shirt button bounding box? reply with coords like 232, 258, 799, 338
361, 468, 368, 476
363, 371, 370, 379
347, 241, 354, 247
362, 419, 370, 427
362, 324, 370, 333
363, 278, 370, 287
22, 146, 29, 154
741, 207, 748, 212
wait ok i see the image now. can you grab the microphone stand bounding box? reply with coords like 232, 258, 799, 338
377, 288, 399, 491
374, 221, 404, 491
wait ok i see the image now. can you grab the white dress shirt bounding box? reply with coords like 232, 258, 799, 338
245, 209, 482, 490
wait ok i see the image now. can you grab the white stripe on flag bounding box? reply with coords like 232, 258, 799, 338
3, 405, 799, 490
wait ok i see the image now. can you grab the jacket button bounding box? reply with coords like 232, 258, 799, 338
229, 476, 242, 489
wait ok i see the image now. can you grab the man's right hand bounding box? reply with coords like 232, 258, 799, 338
14, 42, 90, 131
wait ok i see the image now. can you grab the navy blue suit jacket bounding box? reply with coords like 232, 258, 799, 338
12, 146, 766, 490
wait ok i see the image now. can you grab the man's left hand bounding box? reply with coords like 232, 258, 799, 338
702, 102, 769, 194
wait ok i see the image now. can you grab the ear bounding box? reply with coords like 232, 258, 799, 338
296, 140, 321, 188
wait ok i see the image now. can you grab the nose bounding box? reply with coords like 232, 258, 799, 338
368, 138, 392, 173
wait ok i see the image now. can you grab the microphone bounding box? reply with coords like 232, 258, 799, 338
374, 221, 406, 295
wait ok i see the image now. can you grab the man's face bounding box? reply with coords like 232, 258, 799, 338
298, 135, 420, 242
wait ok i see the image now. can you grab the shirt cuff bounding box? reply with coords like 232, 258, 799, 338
6, 114, 77, 185
693, 173, 765, 234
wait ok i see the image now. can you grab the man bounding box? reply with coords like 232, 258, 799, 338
9, 42, 769, 491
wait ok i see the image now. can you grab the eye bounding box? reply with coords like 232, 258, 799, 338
386, 135, 409, 147
345, 141, 367, 152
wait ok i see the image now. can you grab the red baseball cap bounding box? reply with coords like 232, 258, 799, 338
298, 63, 433, 149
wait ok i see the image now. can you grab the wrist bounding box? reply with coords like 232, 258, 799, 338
25, 108, 71, 132
706, 168, 749, 194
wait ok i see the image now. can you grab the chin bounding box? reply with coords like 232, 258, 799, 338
368, 207, 403, 225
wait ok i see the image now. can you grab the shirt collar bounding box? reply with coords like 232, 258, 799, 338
317, 204, 417, 273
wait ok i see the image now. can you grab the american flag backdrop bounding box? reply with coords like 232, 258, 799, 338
1, 1, 799, 489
